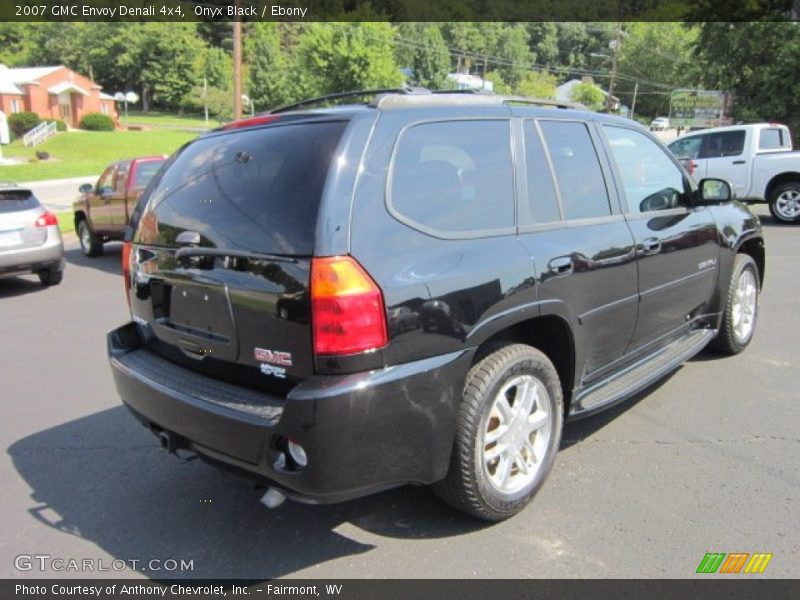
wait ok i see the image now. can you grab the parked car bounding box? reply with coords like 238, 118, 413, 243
73, 155, 166, 256
0, 183, 64, 286
108, 90, 765, 521
650, 116, 670, 131
668, 123, 800, 223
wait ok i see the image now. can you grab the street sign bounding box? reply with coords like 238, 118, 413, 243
670, 89, 733, 128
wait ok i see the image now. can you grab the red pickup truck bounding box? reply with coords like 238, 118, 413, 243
73, 155, 166, 257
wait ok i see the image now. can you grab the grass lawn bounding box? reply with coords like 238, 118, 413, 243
55, 210, 75, 236
123, 110, 214, 129
0, 129, 197, 182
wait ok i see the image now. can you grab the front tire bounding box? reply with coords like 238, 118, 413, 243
77, 219, 103, 257
38, 267, 63, 287
434, 344, 563, 521
768, 182, 800, 223
712, 254, 759, 354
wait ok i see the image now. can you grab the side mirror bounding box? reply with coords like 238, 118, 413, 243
696, 178, 733, 204
78, 183, 92, 194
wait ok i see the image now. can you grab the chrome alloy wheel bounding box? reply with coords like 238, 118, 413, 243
732, 268, 757, 344
775, 189, 800, 220
482, 374, 553, 495
80, 223, 91, 251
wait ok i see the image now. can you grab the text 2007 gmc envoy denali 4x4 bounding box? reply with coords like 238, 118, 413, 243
108, 90, 765, 521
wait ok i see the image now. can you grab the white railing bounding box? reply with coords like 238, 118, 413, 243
23, 121, 57, 147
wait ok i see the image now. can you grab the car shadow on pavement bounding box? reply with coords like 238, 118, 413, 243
0, 277, 46, 298
65, 244, 123, 276
8, 406, 487, 580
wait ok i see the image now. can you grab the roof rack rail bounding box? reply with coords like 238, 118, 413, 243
269, 87, 431, 114
502, 96, 583, 110
373, 92, 586, 111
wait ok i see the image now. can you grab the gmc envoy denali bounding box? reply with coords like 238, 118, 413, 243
108, 90, 764, 521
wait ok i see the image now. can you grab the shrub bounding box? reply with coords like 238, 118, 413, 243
45, 119, 67, 132
8, 111, 41, 138
79, 112, 115, 131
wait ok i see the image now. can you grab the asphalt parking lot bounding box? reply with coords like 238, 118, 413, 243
1, 204, 797, 579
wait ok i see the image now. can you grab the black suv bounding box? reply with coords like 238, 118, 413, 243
108, 90, 765, 521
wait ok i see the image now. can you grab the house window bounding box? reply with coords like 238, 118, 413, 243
10, 98, 20, 113
101, 103, 108, 115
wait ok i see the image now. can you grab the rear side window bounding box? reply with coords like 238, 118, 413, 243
759, 127, 789, 151
389, 120, 514, 235
0, 190, 39, 213
701, 130, 745, 158
523, 122, 561, 223
135, 121, 347, 255
538, 121, 611, 220
668, 136, 703, 159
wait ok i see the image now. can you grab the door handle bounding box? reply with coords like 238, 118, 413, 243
548, 256, 574, 275
732, 160, 746, 165
641, 237, 661, 255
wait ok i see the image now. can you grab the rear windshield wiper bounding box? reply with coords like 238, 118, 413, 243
174, 247, 298, 264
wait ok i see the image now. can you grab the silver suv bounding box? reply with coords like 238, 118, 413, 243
0, 183, 64, 286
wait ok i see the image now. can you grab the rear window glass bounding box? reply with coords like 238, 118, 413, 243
133, 160, 165, 188
135, 121, 347, 255
0, 190, 39, 213
389, 120, 515, 235
759, 128, 789, 151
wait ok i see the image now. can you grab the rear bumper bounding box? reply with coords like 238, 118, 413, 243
0, 228, 64, 276
108, 322, 471, 503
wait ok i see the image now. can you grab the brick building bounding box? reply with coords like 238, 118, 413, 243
0, 64, 117, 128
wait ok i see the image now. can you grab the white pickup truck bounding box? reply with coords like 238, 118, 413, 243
668, 123, 800, 223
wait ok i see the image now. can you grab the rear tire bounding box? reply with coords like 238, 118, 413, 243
77, 219, 103, 257
433, 344, 563, 521
711, 254, 759, 355
38, 267, 63, 287
768, 182, 800, 223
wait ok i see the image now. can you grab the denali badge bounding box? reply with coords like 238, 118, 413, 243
698, 258, 717, 270
254, 347, 293, 366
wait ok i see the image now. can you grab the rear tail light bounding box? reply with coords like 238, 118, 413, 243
122, 241, 132, 306
34, 212, 58, 228
310, 256, 388, 356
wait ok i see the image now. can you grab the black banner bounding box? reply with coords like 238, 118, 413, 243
3, 580, 800, 600
1, 0, 799, 22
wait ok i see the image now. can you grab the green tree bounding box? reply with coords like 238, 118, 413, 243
409, 25, 451, 89
616, 22, 699, 119
483, 71, 511, 94
246, 22, 290, 110
515, 71, 557, 98
570, 82, 605, 110
494, 24, 533, 90
694, 22, 800, 136
203, 46, 232, 91
293, 23, 404, 97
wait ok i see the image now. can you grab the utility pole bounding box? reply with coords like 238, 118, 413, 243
630, 82, 638, 118
232, 5, 242, 120
607, 21, 622, 112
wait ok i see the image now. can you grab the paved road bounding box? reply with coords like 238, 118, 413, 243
0, 205, 797, 579
19, 176, 99, 212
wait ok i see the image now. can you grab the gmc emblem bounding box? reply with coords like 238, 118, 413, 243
254, 347, 293, 366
